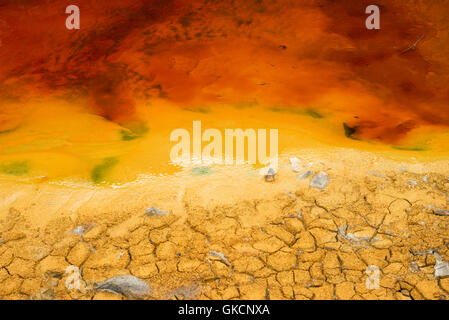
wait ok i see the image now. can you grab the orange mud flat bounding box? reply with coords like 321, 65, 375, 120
0, 149, 448, 300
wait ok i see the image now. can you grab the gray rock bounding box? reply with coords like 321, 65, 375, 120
72, 226, 85, 236
264, 168, 276, 182
410, 261, 420, 273
209, 250, 231, 266
338, 225, 370, 243
434, 208, 449, 216
408, 180, 418, 188
296, 171, 312, 180
367, 170, 386, 179
433, 252, 449, 279
94, 275, 152, 299
289, 157, 301, 172
145, 206, 168, 217
310, 172, 329, 190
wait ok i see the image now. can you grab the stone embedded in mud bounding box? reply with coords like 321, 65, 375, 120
338, 225, 370, 244
145, 206, 169, 217
310, 172, 329, 190
408, 180, 418, 188
410, 261, 420, 273
94, 275, 152, 299
209, 250, 231, 266
367, 170, 386, 179
434, 208, 449, 216
72, 226, 85, 236
264, 168, 276, 182
433, 252, 449, 279
289, 157, 301, 172
296, 171, 312, 180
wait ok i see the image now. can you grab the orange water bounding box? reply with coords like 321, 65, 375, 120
0, 0, 448, 183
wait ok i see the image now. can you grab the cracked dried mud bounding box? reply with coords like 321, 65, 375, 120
0, 149, 448, 300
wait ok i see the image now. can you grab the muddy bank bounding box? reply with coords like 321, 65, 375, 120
0, 149, 448, 300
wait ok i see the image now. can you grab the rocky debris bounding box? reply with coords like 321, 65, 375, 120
284, 191, 298, 199
408, 180, 418, 188
145, 206, 169, 217
410, 261, 420, 273
2, 150, 449, 301
422, 175, 428, 183
94, 275, 152, 299
433, 252, 449, 279
367, 171, 386, 179
338, 226, 371, 244
409, 249, 433, 256
303, 162, 314, 168
72, 226, 85, 236
310, 172, 329, 189
433, 208, 449, 216
209, 250, 231, 266
289, 157, 301, 172
296, 171, 312, 180
264, 168, 276, 182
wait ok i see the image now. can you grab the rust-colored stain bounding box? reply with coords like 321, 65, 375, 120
0, 0, 448, 142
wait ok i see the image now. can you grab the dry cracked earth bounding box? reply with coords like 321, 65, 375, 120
0, 152, 449, 300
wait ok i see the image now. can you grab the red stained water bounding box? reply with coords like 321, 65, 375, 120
0, 0, 448, 143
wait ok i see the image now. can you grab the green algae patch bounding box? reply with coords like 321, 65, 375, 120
305, 108, 324, 119
269, 107, 325, 119
1, 161, 29, 176
119, 122, 149, 141
191, 166, 212, 176
91, 157, 119, 183
184, 107, 210, 114
343, 122, 360, 140
269, 107, 303, 115
120, 129, 139, 141
0, 126, 19, 135
392, 146, 427, 152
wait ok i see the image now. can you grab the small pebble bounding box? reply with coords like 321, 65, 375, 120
310, 172, 329, 190
296, 171, 312, 180
94, 275, 152, 299
145, 206, 169, 217
264, 168, 276, 182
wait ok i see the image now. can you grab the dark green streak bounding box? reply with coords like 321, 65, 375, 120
91, 157, 119, 183
1, 161, 29, 176
392, 146, 427, 152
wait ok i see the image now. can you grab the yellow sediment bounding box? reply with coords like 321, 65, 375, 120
0, 145, 448, 300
